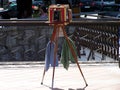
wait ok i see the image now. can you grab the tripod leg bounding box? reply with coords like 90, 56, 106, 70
41, 25, 58, 86
51, 60, 56, 89
51, 25, 59, 89
41, 69, 46, 85
51, 44, 58, 89
62, 26, 88, 87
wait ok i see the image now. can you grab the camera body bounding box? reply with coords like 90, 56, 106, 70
48, 4, 72, 25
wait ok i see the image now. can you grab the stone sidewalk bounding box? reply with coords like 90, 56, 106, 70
0, 62, 119, 90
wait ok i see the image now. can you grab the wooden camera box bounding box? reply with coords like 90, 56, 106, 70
48, 4, 72, 25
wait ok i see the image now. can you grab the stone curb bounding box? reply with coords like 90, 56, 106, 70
0, 61, 118, 65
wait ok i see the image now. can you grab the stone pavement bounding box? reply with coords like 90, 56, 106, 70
0, 62, 119, 90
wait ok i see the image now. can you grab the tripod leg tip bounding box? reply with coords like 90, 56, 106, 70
41, 82, 43, 85
86, 84, 88, 87
83, 83, 88, 89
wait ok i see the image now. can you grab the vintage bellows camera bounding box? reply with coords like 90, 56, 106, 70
48, 4, 72, 25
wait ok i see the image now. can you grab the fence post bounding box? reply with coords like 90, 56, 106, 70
118, 58, 120, 68
118, 27, 120, 68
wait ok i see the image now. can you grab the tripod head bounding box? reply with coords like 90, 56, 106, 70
48, 4, 72, 25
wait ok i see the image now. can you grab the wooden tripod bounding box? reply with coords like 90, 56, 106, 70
41, 24, 88, 89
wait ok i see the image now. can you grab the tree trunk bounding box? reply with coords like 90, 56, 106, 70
115, 0, 120, 4
1, 0, 3, 7
17, 0, 32, 19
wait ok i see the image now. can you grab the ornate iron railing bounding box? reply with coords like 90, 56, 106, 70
70, 19, 120, 60
0, 19, 119, 62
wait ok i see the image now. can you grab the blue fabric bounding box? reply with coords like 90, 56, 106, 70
45, 41, 58, 71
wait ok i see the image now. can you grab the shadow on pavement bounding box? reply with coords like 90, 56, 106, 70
68, 85, 88, 90
41, 81, 88, 90
42, 84, 64, 90
52, 88, 64, 90
68, 88, 85, 90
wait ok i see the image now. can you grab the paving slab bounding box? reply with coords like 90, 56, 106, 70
0, 63, 119, 90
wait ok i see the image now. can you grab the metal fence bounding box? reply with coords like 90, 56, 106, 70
0, 19, 119, 62
70, 19, 120, 61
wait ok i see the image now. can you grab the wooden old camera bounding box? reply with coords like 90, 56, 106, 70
41, 4, 88, 90
48, 4, 72, 25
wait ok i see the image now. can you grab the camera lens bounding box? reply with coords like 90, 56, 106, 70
54, 10, 61, 22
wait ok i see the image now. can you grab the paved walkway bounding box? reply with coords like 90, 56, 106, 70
0, 63, 119, 90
